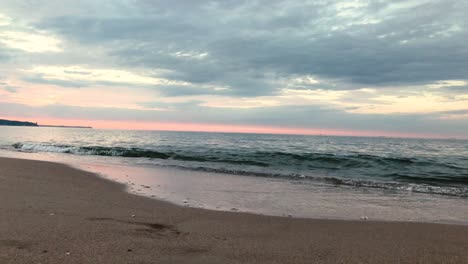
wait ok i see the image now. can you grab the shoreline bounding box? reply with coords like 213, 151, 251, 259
86, 162, 468, 226
1, 157, 468, 263
2, 149, 467, 224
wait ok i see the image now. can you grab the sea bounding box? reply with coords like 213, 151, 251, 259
1, 126, 467, 224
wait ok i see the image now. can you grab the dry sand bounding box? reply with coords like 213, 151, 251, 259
0, 157, 467, 264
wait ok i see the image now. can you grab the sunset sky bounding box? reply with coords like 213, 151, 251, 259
0, 0, 467, 138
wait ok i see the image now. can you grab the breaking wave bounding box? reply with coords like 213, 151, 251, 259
11, 142, 468, 198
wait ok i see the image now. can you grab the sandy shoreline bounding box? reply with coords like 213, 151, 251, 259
1, 157, 467, 263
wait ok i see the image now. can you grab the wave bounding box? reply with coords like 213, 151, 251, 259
258, 151, 434, 168
12, 143, 170, 158
12, 143, 426, 168
11, 143, 268, 167
10, 142, 468, 197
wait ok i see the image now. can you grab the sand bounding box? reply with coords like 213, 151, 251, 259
0, 157, 467, 264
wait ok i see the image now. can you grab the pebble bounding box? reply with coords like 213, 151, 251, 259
131, 214, 136, 218
360, 216, 369, 220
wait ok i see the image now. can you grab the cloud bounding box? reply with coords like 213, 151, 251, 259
0, 51, 9, 61
0, 1, 467, 137
22, 74, 89, 88
0, 12, 62, 53
0, 12, 12, 26
21, 65, 190, 89
139, 100, 203, 110
0, 30, 62, 53
436, 109, 468, 120
25, 0, 467, 97
1, 85, 17, 93
1, 101, 467, 138
443, 85, 468, 94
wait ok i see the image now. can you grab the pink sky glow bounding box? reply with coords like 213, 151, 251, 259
1, 115, 454, 139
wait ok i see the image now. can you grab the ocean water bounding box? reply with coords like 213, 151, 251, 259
1, 126, 467, 223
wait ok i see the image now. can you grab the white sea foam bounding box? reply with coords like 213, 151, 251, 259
15, 143, 79, 153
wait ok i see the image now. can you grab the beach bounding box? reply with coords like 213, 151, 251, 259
1, 157, 467, 264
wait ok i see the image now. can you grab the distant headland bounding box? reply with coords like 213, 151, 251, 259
0, 119, 92, 129
0, 119, 38, 127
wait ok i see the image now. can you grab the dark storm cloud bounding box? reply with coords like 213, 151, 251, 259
31, 0, 468, 96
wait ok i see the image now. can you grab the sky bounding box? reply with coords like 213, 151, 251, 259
0, 0, 467, 138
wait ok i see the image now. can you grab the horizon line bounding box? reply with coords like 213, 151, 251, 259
1, 116, 466, 140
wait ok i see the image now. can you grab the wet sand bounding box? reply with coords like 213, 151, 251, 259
1, 157, 467, 264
